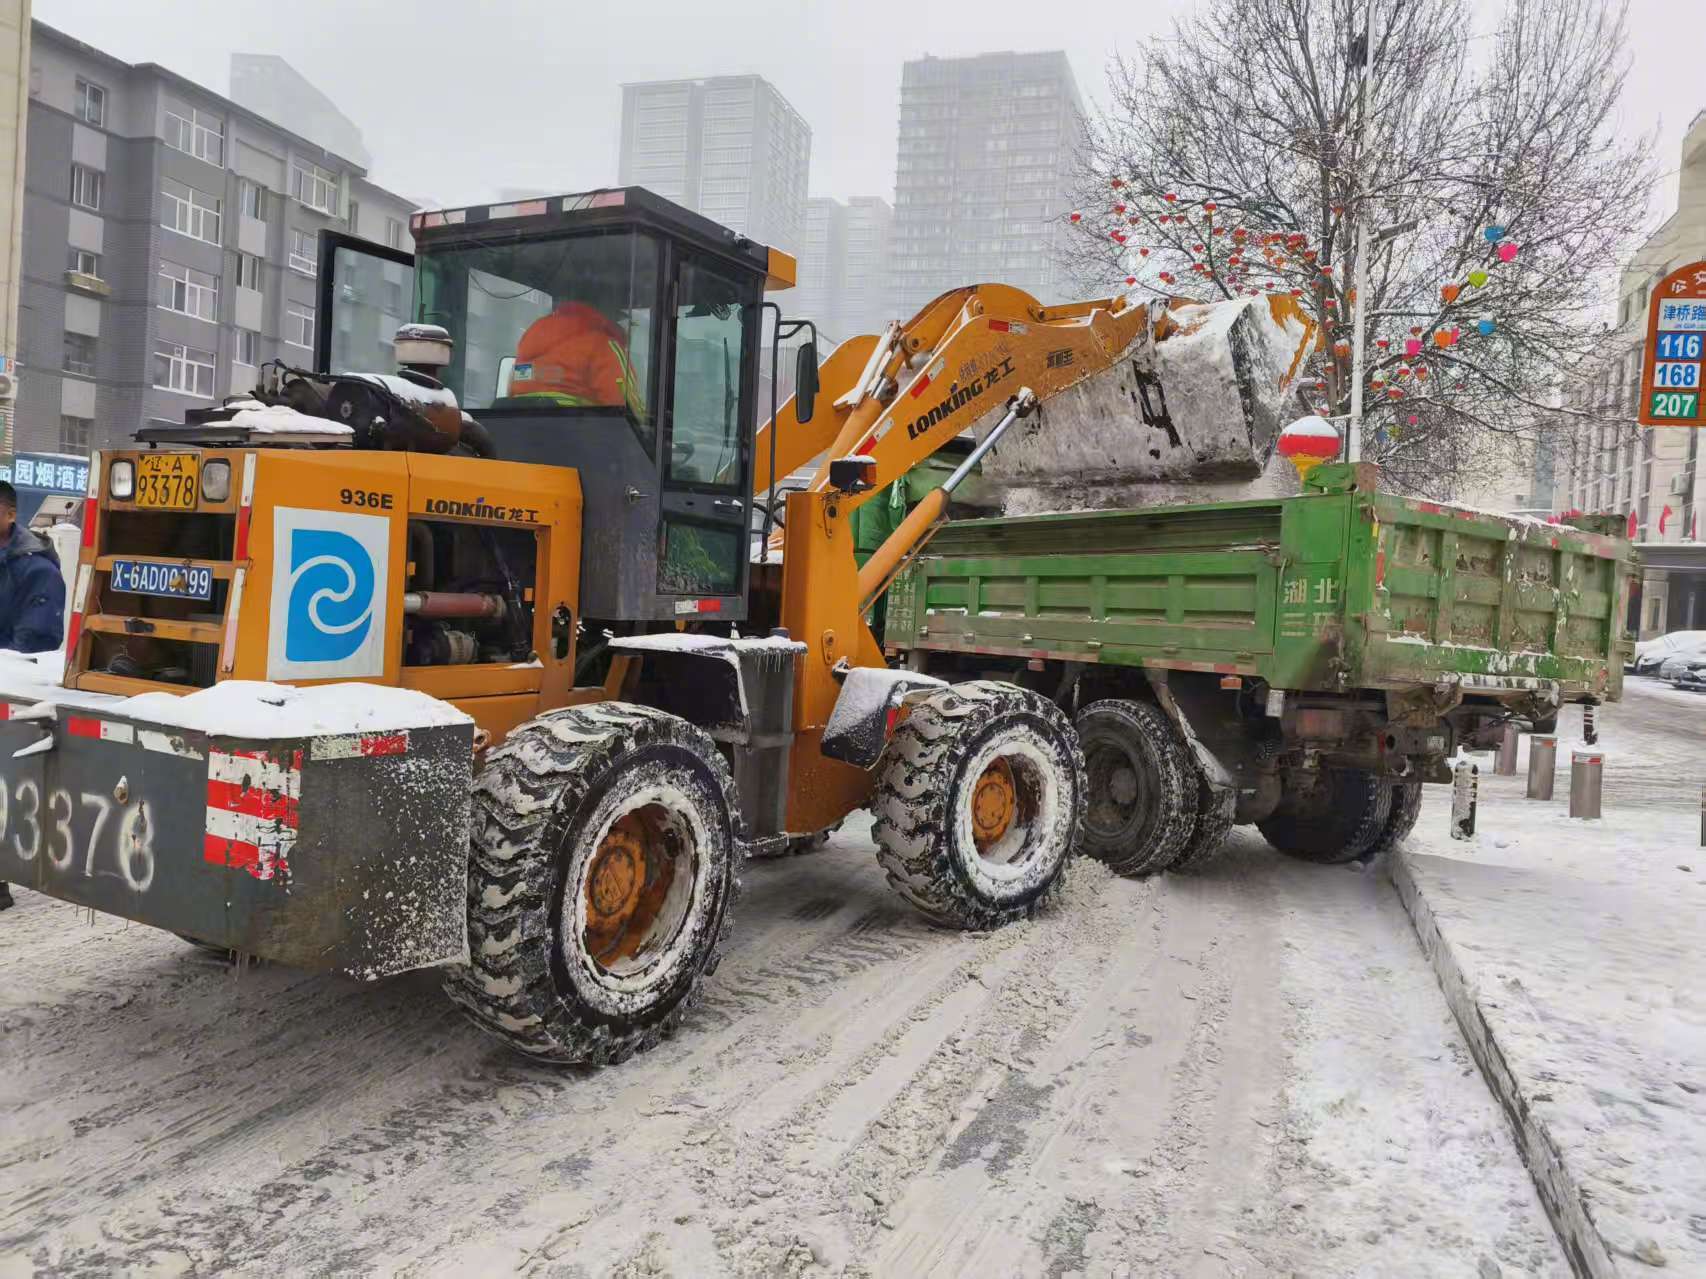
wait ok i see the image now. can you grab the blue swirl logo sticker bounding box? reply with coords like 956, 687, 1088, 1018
267, 507, 391, 680
284, 529, 375, 662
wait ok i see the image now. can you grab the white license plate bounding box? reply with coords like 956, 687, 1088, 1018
109, 560, 213, 600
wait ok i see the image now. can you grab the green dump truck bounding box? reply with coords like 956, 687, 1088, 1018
882, 463, 1636, 872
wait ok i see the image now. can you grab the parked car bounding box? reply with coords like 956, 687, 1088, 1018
1657, 651, 1706, 681
1667, 659, 1706, 691
1631, 630, 1706, 675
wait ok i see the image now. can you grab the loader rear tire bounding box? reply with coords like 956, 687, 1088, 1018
1074, 699, 1198, 877
446, 703, 741, 1066
873, 681, 1082, 930
1258, 769, 1392, 865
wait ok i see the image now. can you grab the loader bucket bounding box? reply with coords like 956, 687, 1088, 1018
979, 294, 1314, 509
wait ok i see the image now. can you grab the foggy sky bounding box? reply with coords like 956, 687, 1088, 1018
34, 0, 1703, 227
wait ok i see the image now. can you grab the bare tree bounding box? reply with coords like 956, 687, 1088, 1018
1067, 0, 1653, 500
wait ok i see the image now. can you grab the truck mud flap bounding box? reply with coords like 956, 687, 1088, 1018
0, 705, 474, 979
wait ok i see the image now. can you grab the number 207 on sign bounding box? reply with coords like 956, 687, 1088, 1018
1651, 391, 1700, 420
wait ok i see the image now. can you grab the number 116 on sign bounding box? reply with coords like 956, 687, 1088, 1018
1657, 332, 1703, 360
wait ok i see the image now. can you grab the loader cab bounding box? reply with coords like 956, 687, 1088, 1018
321, 187, 797, 624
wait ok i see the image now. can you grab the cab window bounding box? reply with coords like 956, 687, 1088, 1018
416, 229, 658, 440
667, 257, 751, 489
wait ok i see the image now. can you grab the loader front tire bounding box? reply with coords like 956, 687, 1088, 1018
446, 703, 741, 1066
1073, 699, 1198, 876
1258, 769, 1392, 865
873, 681, 1082, 930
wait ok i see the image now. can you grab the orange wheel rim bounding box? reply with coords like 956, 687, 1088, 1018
971, 756, 1019, 852
584, 808, 677, 968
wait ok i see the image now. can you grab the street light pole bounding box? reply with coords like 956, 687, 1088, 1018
1347, 0, 1375, 465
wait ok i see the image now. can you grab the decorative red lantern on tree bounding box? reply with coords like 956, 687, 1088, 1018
1277, 416, 1341, 481
1070, 212, 1082, 223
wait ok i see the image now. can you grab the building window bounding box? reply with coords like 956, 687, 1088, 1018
60, 414, 92, 452
346, 199, 360, 235
236, 329, 260, 366
74, 79, 106, 127
237, 253, 262, 291
157, 261, 218, 321
63, 333, 97, 377
239, 180, 267, 221
68, 247, 102, 278
291, 159, 339, 216
385, 216, 405, 249
70, 163, 102, 211
285, 303, 315, 350
162, 178, 222, 244
163, 107, 224, 165
288, 228, 318, 275
154, 341, 215, 396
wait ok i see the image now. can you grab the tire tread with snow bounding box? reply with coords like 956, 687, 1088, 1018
1169, 770, 1236, 872
872, 681, 1083, 930
445, 703, 741, 1066
1368, 780, 1423, 856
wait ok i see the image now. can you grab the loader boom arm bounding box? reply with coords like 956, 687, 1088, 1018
755, 284, 1313, 519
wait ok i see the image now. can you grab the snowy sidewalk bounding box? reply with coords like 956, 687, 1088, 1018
1391, 689, 1706, 1276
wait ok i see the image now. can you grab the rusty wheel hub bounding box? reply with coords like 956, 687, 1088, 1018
971, 756, 1019, 852
584, 808, 677, 968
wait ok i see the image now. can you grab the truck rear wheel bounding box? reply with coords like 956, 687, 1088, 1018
1169, 771, 1236, 872
873, 681, 1082, 930
1073, 700, 1198, 877
446, 703, 740, 1065
1257, 769, 1392, 865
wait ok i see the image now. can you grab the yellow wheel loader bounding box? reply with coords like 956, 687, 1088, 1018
0, 188, 1309, 1064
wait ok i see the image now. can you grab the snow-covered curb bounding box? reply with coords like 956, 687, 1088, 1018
1387, 847, 1613, 1278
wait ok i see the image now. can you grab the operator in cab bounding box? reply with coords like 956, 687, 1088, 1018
0, 479, 65, 912
506, 303, 645, 419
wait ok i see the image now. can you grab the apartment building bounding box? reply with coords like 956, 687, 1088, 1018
13, 22, 415, 459
889, 51, 1085, 318
1555, 110, 1706, 636
795, 195, 893, 347
617, 75, 810, 256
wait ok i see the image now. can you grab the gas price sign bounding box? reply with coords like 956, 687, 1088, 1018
1641, 260, 1706, 427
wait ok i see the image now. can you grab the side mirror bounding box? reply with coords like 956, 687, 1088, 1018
495, 355, 516, 399
795, 340, 820, 425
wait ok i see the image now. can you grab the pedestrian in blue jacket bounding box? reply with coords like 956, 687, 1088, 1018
0, 479, 64, 911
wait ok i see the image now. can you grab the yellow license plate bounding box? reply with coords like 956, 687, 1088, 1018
135, 455, 199, 509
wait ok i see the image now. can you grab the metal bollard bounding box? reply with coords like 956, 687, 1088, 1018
1451, 758, 1478, 839
1569, 749, 1603, 820
1526, 735, 1557, 800
1495, 723, 1520, 775
1582, 703, 1598, 746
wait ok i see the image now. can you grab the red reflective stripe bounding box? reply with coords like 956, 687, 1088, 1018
360, 732, 409, 757
64, 611, 84, 662
207, 777, 300, 824
884, 705, 900, 736
81, 496, 98, 549
67, 716, 102, 738
988, 319, 1012, 333
909, 373, 932, 398
694, 598, 723, 614
234, 504, 252, 561
0, 703, 10, 721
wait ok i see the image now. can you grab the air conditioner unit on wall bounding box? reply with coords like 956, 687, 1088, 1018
1671, 472, 1693, 496
0, 371, 15, 401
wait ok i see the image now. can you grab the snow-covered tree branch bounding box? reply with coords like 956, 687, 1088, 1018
1063, 0, 1654, 500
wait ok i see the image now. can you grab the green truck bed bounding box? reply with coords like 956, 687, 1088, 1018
884, 466, 1634, 704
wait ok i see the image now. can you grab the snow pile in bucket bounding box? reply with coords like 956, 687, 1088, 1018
975, 295, 1311, 514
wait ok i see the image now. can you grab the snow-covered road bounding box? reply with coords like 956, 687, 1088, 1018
2, 787, 1572, 1274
